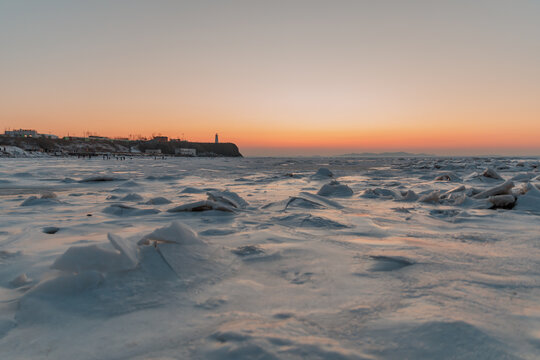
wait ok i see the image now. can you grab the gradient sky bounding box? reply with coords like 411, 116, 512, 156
1, 0, 539, 156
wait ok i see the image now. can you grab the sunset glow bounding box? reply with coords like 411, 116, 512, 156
1, 0, 539, 156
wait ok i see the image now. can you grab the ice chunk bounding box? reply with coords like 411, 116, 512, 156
107, 233, 139, 267
361, 188, 403, 200
137, 222, 219, 280
473, 180, 514, 199
167, 200, 236, 213
10, 273, 32, 288
207, 190, 248, 209
488, 195, 516, 209
138, 221, 204, 246
434, 172, 461, 182
298, 191, 343, 209
514, 183, 540, 212
442, 185, 466, 197
273, 213, 350, 229
316, 180, 353, 197
418, 190, 440, 203
482, 167, 503, 180
400, 190, 419, 201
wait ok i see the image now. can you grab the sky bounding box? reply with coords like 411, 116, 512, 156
0, 0, 539, 156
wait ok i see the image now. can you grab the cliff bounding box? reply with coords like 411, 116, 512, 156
0, 137, 242, 157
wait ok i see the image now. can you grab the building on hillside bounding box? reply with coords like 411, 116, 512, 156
175, 148, 196, 156
4, 129, 38, 137
88, 135, 110, 140
153, 136, 168, 143
38, 133, 59, 139
145, 149, 162, 155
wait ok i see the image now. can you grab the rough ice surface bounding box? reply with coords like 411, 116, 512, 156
0, 156, 539, 359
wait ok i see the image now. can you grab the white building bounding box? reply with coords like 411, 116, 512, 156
175, 148, 196, 156
4, 129, 38, 137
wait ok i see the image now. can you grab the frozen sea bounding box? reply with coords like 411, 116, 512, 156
0, 156, 539, 359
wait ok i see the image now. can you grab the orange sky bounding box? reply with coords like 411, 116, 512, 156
1, 1, 539, 156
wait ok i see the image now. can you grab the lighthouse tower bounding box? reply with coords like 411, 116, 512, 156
215, 133, 219, 144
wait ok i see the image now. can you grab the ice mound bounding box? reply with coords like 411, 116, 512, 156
42, 226, 60, 234
429, 209, 463, 218
367, 321, 520, 359
145, 196, 172, 205
25, 271, 104, 298
20, 193, 61, 206
180, 187, 207, 194
52, 244, 137, 273
231, 245, 265, 257
102, 204, 160, 216
120, 193, 144, 202
360, 188, 403, 200
207, 190, 248, 209
273, 213, 350, 229
119, 180, 140, 187
204, 317, 364, 360
317, 180, 353, 197
473, 180, 514, 199
79, 175, 118, 183
368, 255, 414, 271
168, 200, 236, 213
311, 167, 334, 179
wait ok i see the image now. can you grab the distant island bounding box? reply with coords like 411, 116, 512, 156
0, 129, 242, 157
338, 151, 434, 158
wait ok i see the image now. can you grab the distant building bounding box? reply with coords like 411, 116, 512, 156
215, 133, 219, 144
153, 136, 168, 143
145, 149, 162, 155
4, 129, 38, 137
38, 133, 59, 139
88, 135, 110, 140
175, 148, 196, 156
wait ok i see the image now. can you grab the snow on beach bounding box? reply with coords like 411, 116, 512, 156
0, 156, 539, 359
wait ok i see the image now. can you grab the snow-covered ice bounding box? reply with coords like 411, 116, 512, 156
0, 156, 539, 359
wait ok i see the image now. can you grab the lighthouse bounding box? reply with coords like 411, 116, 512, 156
215, 133, 219, 144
